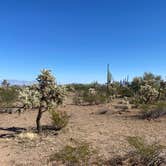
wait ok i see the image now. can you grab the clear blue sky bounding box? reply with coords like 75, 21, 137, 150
0, 0, 165, 83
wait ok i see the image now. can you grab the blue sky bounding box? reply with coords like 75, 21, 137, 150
0, 0, 165, 83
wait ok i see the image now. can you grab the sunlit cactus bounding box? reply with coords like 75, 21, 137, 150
19, 85, 40, 109
139, 84, 159, 104
19, 69, 66, 133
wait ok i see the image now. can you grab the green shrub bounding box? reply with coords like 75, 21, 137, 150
0, 87, 19, 107
82, 92, 107, 105
73, 92, 108, 105
117, 86, 134, 97
127, 136, 164, 165
72, 92, 83, 105
48, 140, 98, 166
50, 110, 69, 130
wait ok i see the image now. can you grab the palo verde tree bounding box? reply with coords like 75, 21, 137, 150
19, 69, 65, 133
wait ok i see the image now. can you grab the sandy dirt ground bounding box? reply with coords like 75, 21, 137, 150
0, 99, 166, 165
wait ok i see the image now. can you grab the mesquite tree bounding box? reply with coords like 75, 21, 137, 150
19, 69, 65, 133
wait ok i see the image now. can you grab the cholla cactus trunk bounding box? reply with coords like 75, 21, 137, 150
36, 106, 43, 133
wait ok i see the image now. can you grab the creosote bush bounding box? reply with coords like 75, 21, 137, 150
50, 110, 69, 130
0, 86, 19, 107
73, 88, 108, 105
48, 140, 100, 166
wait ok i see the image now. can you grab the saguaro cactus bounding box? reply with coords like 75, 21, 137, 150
106, 64, 113, 95
107, 64, 112, 85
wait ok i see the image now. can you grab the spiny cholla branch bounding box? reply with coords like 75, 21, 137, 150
19, 69, 66, 111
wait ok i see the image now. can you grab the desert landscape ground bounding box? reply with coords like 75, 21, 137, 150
0, 1, 165, 165
0, 96, 166, 166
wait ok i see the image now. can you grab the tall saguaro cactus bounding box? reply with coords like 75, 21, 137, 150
107, 64, 112, 85
106, 64, 112, 94
107, 64, 112, 84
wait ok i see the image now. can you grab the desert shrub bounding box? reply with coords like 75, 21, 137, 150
66, 84, 75, 92
130, 77, 143, 94
70, 82, 114, 105
126, 136, 164, 166
154, 81, 166, 101
73, 93, 83, 105
73, 88, 108, 105
82, 91, 107, 105
129, 95, 141, 107
50, 110, 69, 130
117, 86, 134, 97
0, 87, 19, 107
69, 82, 108, 94
139, 102, 166, 120
48, 140, 98, 166
69, 83, 92, 92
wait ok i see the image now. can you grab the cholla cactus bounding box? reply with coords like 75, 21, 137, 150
88, 88, 97, 96
139, 84, 159, 104
19, 69, 66, 133
19, 85, 40, 109
36, 70, 66, 108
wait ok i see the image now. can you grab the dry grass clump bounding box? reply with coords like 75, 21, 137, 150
18, 132, 38, 141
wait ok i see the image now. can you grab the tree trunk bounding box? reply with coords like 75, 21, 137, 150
36, 108, 43, 133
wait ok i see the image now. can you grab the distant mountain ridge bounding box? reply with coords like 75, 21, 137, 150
0, 80, 35, 86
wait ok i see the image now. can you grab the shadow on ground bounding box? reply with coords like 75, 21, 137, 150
0, 127, 26, 138
0, 125, 60, 138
